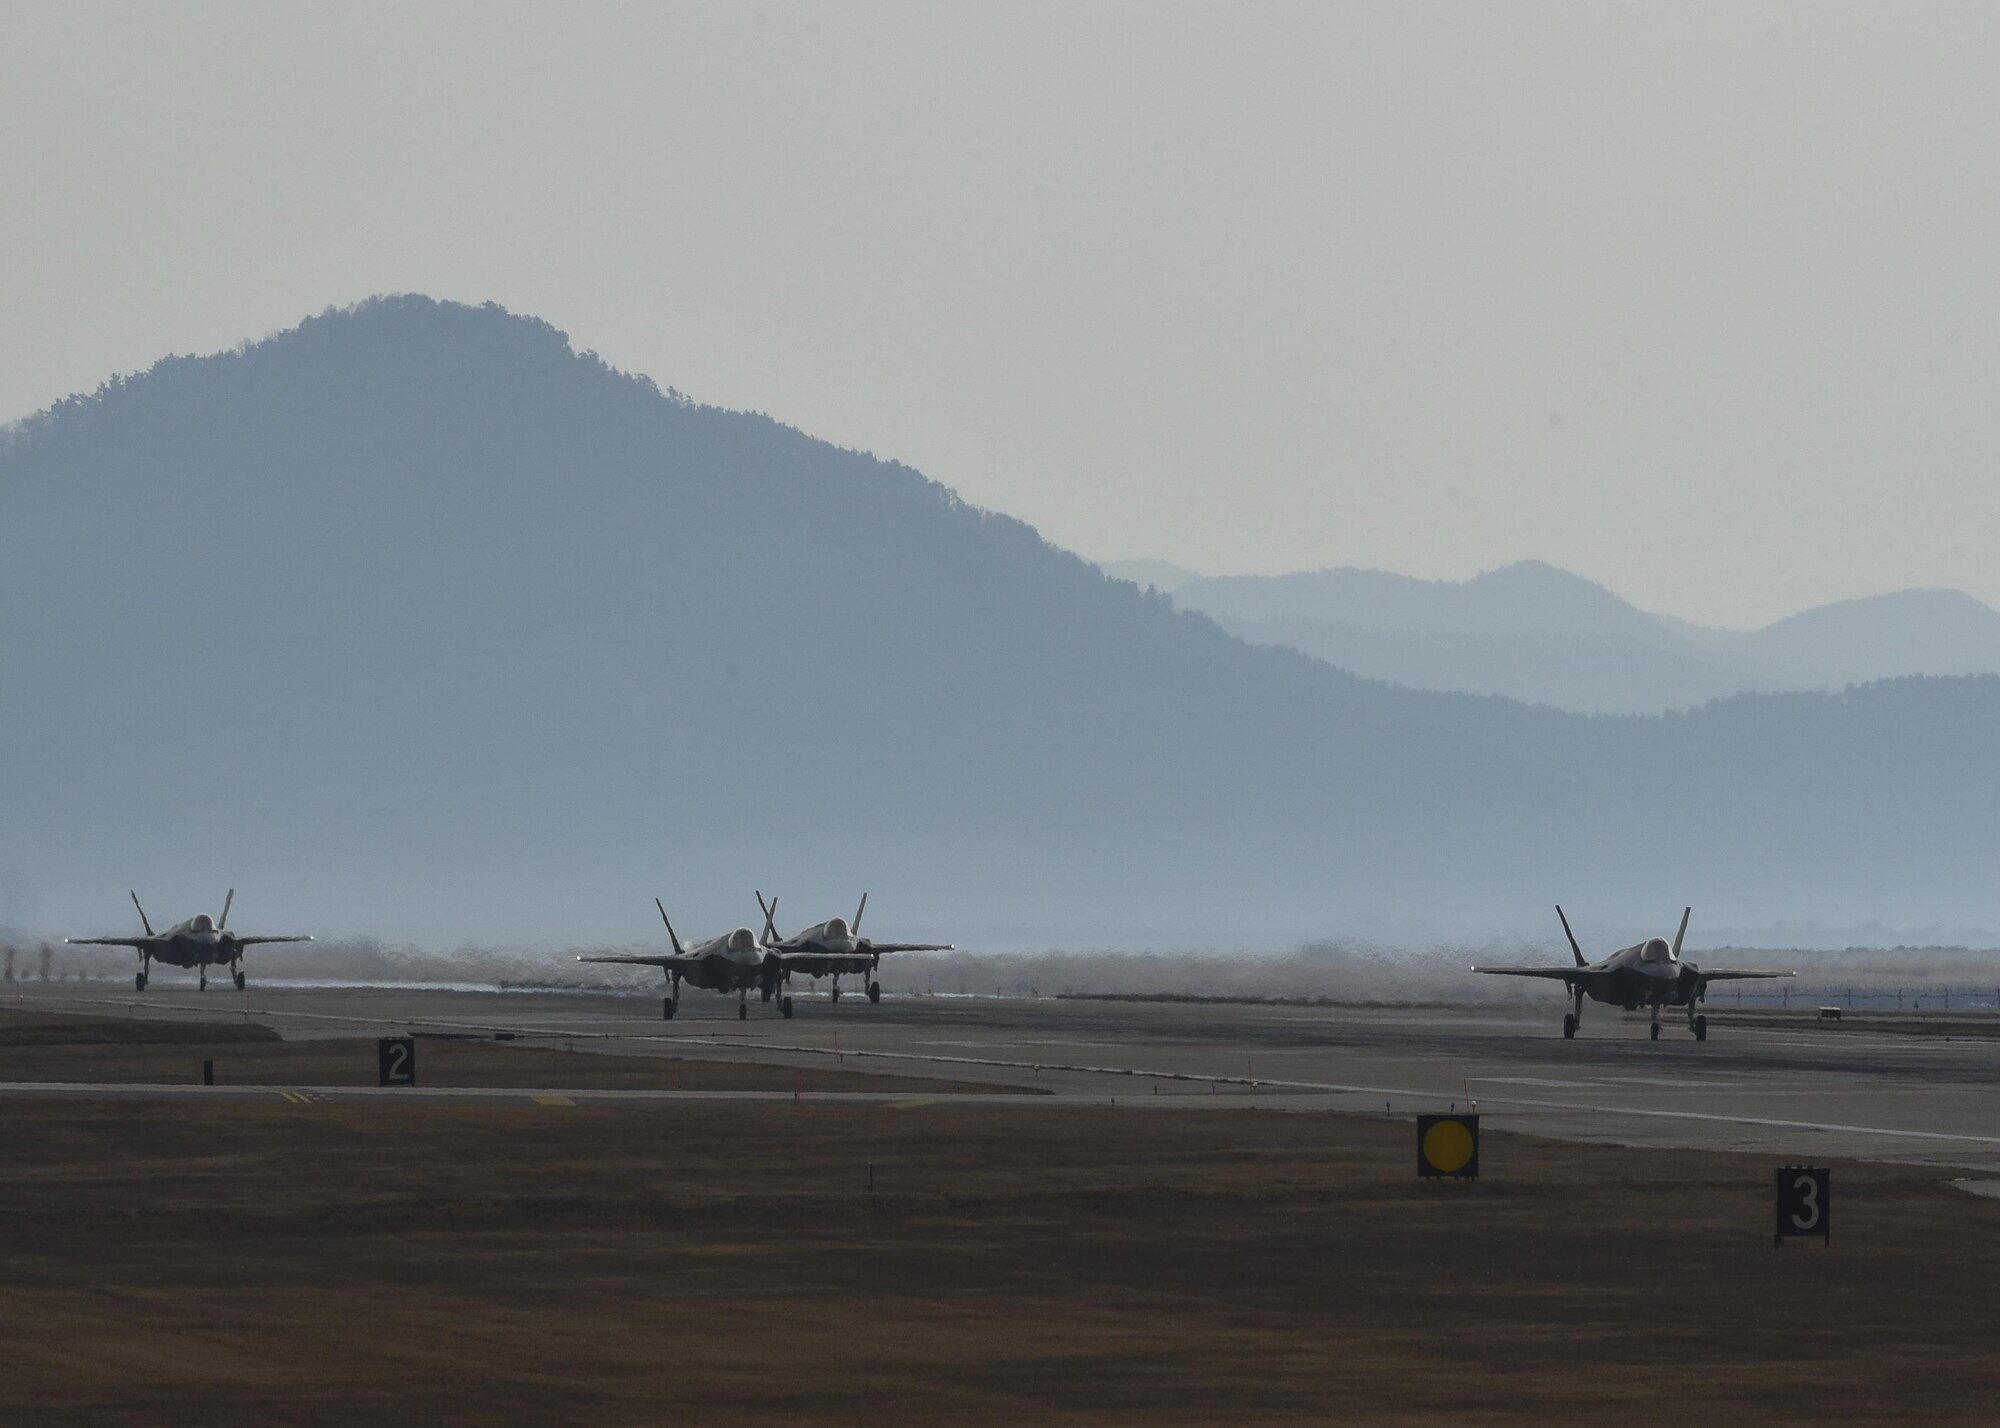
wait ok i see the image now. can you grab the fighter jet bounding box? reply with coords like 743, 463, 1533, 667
578, 895, 955, 1021
754, 891, 953, 1005
1473, 906, 1790, 1041
66, 890, 312, 991
578, 899, 791, 1021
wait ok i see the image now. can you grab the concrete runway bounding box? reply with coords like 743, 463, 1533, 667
8, 980, 2000, 1169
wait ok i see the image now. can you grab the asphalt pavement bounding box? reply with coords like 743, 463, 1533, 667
8, 980, 2000, 1169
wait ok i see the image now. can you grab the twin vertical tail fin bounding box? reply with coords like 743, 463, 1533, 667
219, 889, 235, 932
1672, 906, 1692, 960
755, 890, 781, 945
129, 891, 155, 937
853, 892, 868, 936
1556, 905, 1586, 967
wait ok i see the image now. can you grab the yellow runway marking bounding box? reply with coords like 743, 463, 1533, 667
530, 1094, 574, 1107
277, 1090, 328, 1104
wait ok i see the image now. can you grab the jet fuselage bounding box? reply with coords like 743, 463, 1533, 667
1578, 938, 1701, 1010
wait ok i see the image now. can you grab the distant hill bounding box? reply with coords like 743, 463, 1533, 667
1110, 560, 2000, 714
1097, 559, 1201, 594
1730, 590, 2000, 687
1164, 560, 1676, 643
5, 296, 1999, 946
1202, 618, 1792, 715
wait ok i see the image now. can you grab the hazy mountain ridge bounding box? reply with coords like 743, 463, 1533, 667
5, 296, 1998, 946
1103, 559, 2000, 714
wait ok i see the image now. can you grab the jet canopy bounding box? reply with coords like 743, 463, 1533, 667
190, 914, 215, 933
727, 927, 759, 952
1640, 936, 1675, 963
822, 917, 851, 942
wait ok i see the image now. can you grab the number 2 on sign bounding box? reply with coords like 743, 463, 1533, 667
386, 1042, 408, 1078
1791, 1173, 1820, 1230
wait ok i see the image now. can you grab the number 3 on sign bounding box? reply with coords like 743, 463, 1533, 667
1774, 1166, 1830, 1245
1790, 1173, 1820, 1231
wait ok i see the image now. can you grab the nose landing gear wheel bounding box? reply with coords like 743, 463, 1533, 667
738, 1003, 747, 1021
830, 985, 841, 1004
198, 970, 207, 991
781, 996, 794, 1019
1561, 1012, 1577, 1039
867, 981, 881, 1004
662, 998, 677, 1021
1649, 1021, 1661, 1041
1694, 1014, 1708, 1042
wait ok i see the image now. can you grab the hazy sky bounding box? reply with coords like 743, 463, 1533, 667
5, 1, 1996, 627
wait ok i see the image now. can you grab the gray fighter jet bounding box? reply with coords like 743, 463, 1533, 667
578, 895, 955, 1021
66, 890, 312, 991
1473, 906, 1790, 1041
577, 899, 792, 1021
754, 891, 953, 1005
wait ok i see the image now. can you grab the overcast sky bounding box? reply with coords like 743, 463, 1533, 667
4, 1, 1996, 628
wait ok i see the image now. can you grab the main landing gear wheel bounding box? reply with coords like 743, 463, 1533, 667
830, 985, 841, 1004
199, 969, 208, 991
1694, 1014, 1708, 1042
738, 1003, 748, 1021
1562, 1012, 1577, 1039
1649, 1021, 1661, 1041
234, 970, 245, 991
136, 971, 147, 992
781, 996, 794, 1019
662, 998, 677, 1021
760, 986, 772, 1003
867, 981, 881, 1005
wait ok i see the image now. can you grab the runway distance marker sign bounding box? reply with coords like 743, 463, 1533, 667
378, 1036, 417, 1087
1417, 1114, 1479, 1179
1774, 1166, 1830, 1245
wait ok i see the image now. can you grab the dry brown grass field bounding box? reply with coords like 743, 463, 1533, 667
1, 1074, 1998, 1424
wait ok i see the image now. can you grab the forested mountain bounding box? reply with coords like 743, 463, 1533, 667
4, 297, 1996, 946
1106, 561, 2000, 714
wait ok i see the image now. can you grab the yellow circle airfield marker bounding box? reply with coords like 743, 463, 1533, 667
1416, 1113, 1481, 1179
1423, 1119, 1475, 1172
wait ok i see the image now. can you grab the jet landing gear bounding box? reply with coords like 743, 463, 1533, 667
136, 960, 149, 992
662, 974, 680, 1021
830, 976, 842, 1005
867, 981, 881, 1004
198, 967, 208, 991
1649, 1007, 1662, 1041
233, 965, 245, 991
1562, 990, 1582, 1039
1689, 1007, 1709, 1042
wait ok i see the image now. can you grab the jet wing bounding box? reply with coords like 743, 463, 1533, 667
1696, 970, 1793, 983
65, 937, 158, 949
860, 942, 954, 954
768, 949, 876, 975
577, 954, 705, 973
1472, 965, 1590, 981
234, 935, 314, 946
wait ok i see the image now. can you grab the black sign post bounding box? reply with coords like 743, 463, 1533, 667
378, 1035, 417, 1087
1417, 1114, 1480, 1179
1774, 1166, 1830, 1246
